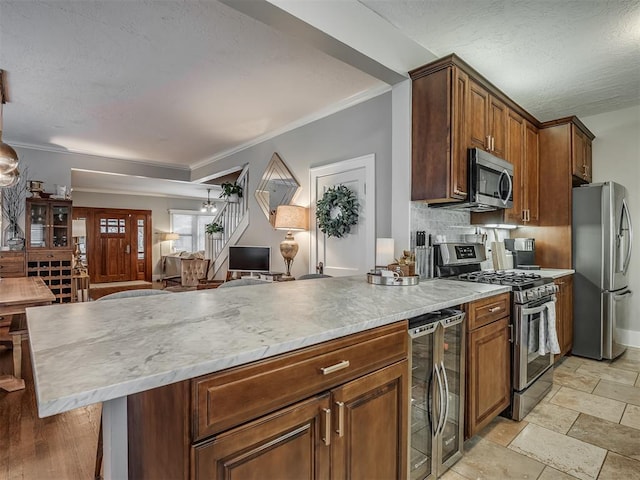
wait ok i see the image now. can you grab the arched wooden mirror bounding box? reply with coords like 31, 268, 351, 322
255, 153, 301, 226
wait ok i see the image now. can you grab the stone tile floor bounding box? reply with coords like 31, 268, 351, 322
442, 347, 640, 480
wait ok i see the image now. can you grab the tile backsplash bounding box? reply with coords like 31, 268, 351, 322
410, 202, 475, 248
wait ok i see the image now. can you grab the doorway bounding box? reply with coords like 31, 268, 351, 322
310, 154, 376, 277
72, 207, 152, 284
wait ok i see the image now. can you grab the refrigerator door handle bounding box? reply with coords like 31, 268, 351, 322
613, 290, 633, 300
621, 199, 633, 275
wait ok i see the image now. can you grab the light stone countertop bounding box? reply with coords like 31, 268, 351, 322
27, 276, 509, 418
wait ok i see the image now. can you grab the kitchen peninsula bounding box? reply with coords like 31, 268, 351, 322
26, 276, 509, 479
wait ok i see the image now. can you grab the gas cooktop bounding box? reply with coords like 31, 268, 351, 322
456, 270, 553, 290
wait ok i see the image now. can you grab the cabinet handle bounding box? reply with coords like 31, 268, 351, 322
335, 401, 345, 437
508, 324, 514, 343
321, 408, 331, 446
454, 188, 467, 197
486, 135, 491, 151
491, 136, 495, 152
488, 306, 501, 313
320, 360, 350, 375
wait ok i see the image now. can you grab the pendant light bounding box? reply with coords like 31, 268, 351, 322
0, 70, 19, 176
201, 188, 217, 213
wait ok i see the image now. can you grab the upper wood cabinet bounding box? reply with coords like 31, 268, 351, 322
410, 62, 469, 202
468, 79, 507, 158
539, 117, 596, 226
572, 126, 593, 183
410, 55, 537, 204
523, 120, 540, 224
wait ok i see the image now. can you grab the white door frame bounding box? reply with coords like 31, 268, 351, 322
309, 154, 376, 275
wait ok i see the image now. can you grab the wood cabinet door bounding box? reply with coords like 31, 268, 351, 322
555, 275, 574, 357
571, 126, 586, 180
488, 96, 508, 158
465, 317, 511, 438
331, 360, 408, 480
452, 67, 470, 199
468, 80, 490, 151
524, 120, 540, 224
194, 394, 331, 480
584, 139, 593, 183
505, 110, 525, 224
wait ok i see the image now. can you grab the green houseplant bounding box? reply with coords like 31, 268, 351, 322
205, 221, 224, 240
219, 182, 243, 203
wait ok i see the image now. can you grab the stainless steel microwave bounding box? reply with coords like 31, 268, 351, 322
432, 148, 514, 212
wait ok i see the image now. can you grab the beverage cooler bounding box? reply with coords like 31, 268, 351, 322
408, 309, 465, 480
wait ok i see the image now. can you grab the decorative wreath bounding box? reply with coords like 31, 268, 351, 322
316, 184, 359, 238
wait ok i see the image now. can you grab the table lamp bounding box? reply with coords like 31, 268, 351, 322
274, 205, 308, 279
376, 238, 395, 268
72, 219, 87, 271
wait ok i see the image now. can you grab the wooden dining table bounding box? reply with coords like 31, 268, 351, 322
0, 276, 55, 392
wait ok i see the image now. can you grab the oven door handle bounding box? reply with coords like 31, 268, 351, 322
521, 304, 549, 316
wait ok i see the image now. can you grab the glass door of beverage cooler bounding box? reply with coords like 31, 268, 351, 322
438, 317, 465, 474
409, 321, 438, 480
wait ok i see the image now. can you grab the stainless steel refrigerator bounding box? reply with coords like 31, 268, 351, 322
573, 182, 633, 360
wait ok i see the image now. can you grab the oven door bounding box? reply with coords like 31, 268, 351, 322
513, 300, 555, 391
470, 148, 514, 209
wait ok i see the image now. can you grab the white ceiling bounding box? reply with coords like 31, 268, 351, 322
1, 0, 639, 178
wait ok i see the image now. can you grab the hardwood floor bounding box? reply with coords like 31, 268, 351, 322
0, 340, 101, 479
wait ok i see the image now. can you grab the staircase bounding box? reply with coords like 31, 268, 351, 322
206, 165, 249, 279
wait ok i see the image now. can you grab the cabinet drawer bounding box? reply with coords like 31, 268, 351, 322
27, 251, 73, 262
193, 321, 407, 440
466, 292, 510, 330
0, 261, 25, 275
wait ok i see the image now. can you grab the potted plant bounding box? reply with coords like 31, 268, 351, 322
205, 221, 224, 240
219, 182, 243, 203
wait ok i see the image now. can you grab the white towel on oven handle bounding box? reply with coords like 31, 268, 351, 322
538, 300, 560, 355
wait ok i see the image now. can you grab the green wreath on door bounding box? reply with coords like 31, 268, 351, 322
316, 185, 359, 238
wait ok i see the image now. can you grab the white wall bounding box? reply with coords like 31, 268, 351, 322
582, 105, 640, 346
192, 92, 393, 279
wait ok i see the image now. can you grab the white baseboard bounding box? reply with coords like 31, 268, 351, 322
618, 328, 640, 349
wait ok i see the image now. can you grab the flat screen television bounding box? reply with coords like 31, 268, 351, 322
228, 246, 271, 274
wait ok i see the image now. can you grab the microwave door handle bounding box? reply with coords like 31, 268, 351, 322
498, 169, 513, 206
622, 199, 633, 275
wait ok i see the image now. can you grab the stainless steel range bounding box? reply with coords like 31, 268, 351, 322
434, 243, 558, 420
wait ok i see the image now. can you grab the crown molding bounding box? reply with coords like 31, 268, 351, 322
190, 84, 391, 171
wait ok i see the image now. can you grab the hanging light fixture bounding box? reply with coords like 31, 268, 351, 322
0, 69, 19, 175
201, 188, 217, 213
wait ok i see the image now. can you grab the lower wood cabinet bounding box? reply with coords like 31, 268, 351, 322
555, 275, 574, 359
465, 294, 511, 438
128, 322, 409, 480
194, 394, 331, 480
194, 361, 407, 480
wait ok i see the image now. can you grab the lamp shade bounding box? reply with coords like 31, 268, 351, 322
72, 219, 87, 237
274, 205, 308, 231
161, 232, 180, 241
376, 238, 395, 266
